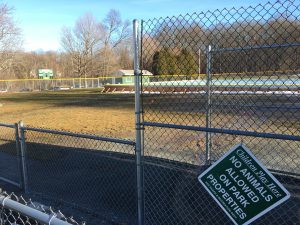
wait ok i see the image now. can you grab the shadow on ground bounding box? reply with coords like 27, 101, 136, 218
0, 141, 299, 225
0, 91, 135, 108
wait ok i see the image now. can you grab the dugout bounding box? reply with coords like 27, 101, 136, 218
112, 69, 152, 84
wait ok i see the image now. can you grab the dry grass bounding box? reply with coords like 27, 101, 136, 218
0, 89, 135, 139
0, 89, 299, 172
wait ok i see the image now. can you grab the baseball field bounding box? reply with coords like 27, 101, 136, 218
0, 89, 136, 139
0, 87, 299, 225
1, 88, 299, 169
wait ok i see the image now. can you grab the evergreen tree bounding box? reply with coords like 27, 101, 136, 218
178, 49, 198, 76
159, 48, 172, 75
152, 51, 160, 75
152, 48, 179, 75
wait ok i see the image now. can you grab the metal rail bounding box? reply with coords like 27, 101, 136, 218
0, 194, 72, 225
142, 122, 300, 142
0, 123, 15, 128
23, 126, 135, 146
211, 103, 300, 110
211, 42, 300, 53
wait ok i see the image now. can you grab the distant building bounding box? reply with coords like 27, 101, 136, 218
112, 69, 153, 84
38, 69, 54, 79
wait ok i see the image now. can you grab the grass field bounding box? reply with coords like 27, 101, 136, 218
0, 89, 299, 225
0, 89, 135, 139
0, 88, 299, 172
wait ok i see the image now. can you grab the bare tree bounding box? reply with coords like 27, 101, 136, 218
118, 47, 133, 69
103, 9, 130, 49
0, 3, 22, 78
60, 10, 131, 79
101, 9, 131, 76
60, 13, 104, 85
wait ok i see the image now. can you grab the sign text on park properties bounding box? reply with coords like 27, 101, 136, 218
198, 143, 290, 225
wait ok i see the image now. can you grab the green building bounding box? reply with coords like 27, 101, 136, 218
112, 70, 153, 84
38, 69, 54, 79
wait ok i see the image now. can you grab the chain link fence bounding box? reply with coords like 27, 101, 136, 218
140, 0, 300, 224
0, 123, 21, 188
0, 1, 300, 225
0, 123, 137, 225
21, 127, 137, 225
0, 77, 134, 93
0, 78, 101, 92
0, 190, 84, 225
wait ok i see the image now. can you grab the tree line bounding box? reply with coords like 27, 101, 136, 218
0, 4, 133, 80
142, 11, 300, 76
152, 48, 198, 75
1, 2, 300, 79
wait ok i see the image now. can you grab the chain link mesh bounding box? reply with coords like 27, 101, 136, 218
141, 1, 300, 224
0, 1, 300, 224
22, 127, 137, 225
0, 77, 116, 93
0, 124, 20, 186
0, 190, 84, 225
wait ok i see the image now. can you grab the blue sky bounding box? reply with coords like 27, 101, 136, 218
8, 0, 270, 52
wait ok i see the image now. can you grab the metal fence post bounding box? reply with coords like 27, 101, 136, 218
133, 19, 144, 225
14, 122, 22, 189
18, 121, 28, 193
205, 45, 212, 165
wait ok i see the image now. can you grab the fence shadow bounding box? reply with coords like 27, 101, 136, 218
25, 142, 137, 224
0, 91, 135, 108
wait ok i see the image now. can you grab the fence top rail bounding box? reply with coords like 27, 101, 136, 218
23, 126, 136, 146
0, 122, 15, 128
0, 76, 122, 82
0, 194, 73, 225
211, 42, 300, 53
142, 121, 300, 142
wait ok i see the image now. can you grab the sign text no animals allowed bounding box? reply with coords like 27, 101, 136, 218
198, 143, 290, 225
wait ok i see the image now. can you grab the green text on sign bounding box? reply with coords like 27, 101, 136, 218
198, 143, 290, 225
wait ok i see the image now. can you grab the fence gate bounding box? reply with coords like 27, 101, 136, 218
138, 1, 300, 224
